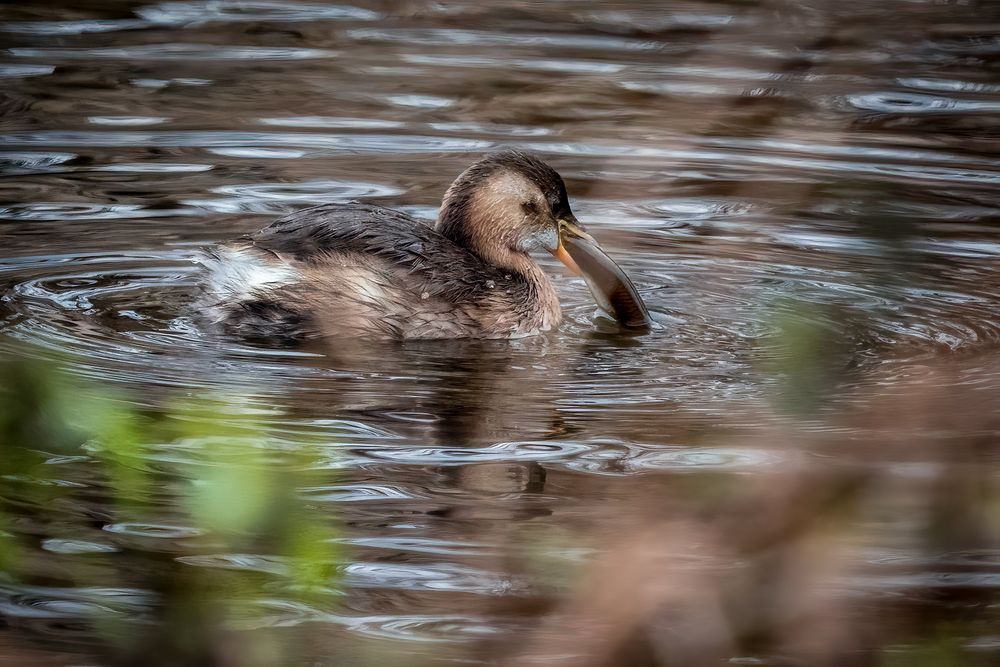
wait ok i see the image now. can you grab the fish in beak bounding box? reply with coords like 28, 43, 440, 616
549, 217, 653, 330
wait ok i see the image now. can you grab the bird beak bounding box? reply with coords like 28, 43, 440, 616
550, 216, 653, 330
549, 217, 594, 277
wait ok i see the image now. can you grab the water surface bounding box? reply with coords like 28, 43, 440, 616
1, 0, 999, 664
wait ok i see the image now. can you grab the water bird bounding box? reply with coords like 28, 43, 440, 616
200, 149, 651, 340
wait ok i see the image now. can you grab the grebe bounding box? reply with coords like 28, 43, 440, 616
199, 149, 650, 340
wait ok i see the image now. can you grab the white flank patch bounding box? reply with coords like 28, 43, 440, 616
197, 245, 300, 302
348, 271, 386, 303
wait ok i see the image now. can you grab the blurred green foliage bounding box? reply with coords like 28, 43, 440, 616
758, 297, 854, 415
0, 349, 340, 665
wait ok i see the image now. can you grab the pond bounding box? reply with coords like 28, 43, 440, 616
1, 1, 999, 665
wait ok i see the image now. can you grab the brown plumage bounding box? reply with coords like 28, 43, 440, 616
198, 149, 649, 341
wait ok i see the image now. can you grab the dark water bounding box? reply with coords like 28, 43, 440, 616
1, 1, 999, 664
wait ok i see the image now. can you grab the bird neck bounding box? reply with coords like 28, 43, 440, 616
436, 203, 559, 327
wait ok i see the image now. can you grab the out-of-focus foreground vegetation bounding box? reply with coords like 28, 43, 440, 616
1, 332, 998, 666
0, 354, 341, 666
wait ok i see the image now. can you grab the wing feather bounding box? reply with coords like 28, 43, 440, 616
246, 202, 519, 302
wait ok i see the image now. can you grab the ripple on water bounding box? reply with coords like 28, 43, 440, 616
258, 117, 406, 130
0, 250, 312, 389
0, 131, 494, 155
132, 77, 211, 88
346, 28, 672, 52
0, 64, 55, 78
0, 584, 151, 620
268, 418, 402, 440
207, 147, 307, 159
9, 44, 340, 61
898, 77, 1000, 95
0, 203, 193, 221
581, 9, 736, 30
175, 554, 521, 596
938, 550, 1000, 567
355, 441, 594, 466
227, 599, 332, 631
339, 614, 501, 642
176, 553, 287, 575
844, 572, 1000, 592
300, 483, 427, 502
184, 180, 404, 214
401, 53, 627, 75
137, 1, 380, 25
7, 261, 194, 310
0, 151, 76, 172
0, 235, 976, 398
94, 162, 213, 173
103, 522, 205, 539
0, 20, 145, 36
339, 536, 499, 558
619, 80, 740, 97
345, 562, 523, 595
626, 446, 787, 473
40, 539, 120, 555
0, 579, 503, 644
87, 116, 170, 126
384, 94, 456, 109
847, 92, 1000, 114
427, 121, 553, 137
